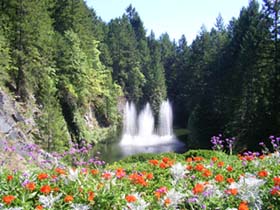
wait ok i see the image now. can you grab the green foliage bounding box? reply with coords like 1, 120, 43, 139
0, 31, 11, 85
183, 149, 232, 160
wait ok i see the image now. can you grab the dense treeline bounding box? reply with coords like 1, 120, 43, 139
0, 0, 279, 152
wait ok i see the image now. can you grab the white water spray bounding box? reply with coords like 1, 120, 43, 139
120, 100, 176, 146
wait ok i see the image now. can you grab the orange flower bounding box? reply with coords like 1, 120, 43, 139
226, 188, 238, 196
129, 173, 147, 186
64, 195, 74, 203
116, 168, 126, 179
102, 172, 112, 180
7, 175, 13, 181
202, 169, 212, 177
146, 173, 153, 180
40, 185, 51, 194
193, 156, 204, 162
36, 205, 44, 210
2, 195, 15, 205
211, 157, 218, 162
186, 157, 193, 162
193, 183, 204, 194
226, 177, 235, 184
215, 174, 224, 182
154, 192, 161, 200
195, 164, 204, 171
226, 165, 233, 172
125, 195, 137, 203
258, 170, 268, 178
149, 159, 159, 166
88, 191, 95, 201
55, 168, 66, 175
25, 182, 36, 191
164, 198, 171, 206
217, 161, 224, 168
273, 177, 280, 186
37, 173, 48, 181
238, 201, 249, 210
160, 162, 167, 169
52, 187, 60, 192
91, 169, 99, 175
162, 157, 170, 163
186, 165, 192, 170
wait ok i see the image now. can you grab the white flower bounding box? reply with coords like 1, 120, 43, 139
170, 163, 186, 181
1, 208, 23, 210
38, 193, 62, 209
68, 168, 80, 183
70, 203, 90, 210
225, 208, 238, 210
161, 189, 184, 208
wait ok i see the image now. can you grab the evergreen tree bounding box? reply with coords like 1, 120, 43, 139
144, 31, 167, 113
0, 30, 11, 86
107, 16, 145, 103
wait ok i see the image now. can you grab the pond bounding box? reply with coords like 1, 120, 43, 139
92, 136, 187, 163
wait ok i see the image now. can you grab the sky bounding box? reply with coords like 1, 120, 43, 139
85, 0, 262, 43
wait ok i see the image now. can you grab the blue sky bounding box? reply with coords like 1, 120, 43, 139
85, 0, 262, 43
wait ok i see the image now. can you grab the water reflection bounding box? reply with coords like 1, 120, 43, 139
93, 138, 186, 163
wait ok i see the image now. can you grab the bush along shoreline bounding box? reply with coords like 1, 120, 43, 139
0, 135, 280, 209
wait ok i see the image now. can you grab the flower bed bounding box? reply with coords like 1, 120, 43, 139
1, 135, 280, 209
0, 148, 280, 209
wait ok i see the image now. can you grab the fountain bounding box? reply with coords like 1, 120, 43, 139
120, 100, 181, 147
93, 100, 186, 163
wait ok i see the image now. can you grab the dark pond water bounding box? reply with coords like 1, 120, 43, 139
92, 136, 187, 163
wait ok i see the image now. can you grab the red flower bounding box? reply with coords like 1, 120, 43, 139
64, 195, 74, 203
40, 185, 51, 194
125, 195, 137, 203
2, 195, 15, 205
258, 170, 268, 178
273, 177, 280, 186
36, 205, 44, 210
7, 175, 13, 182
